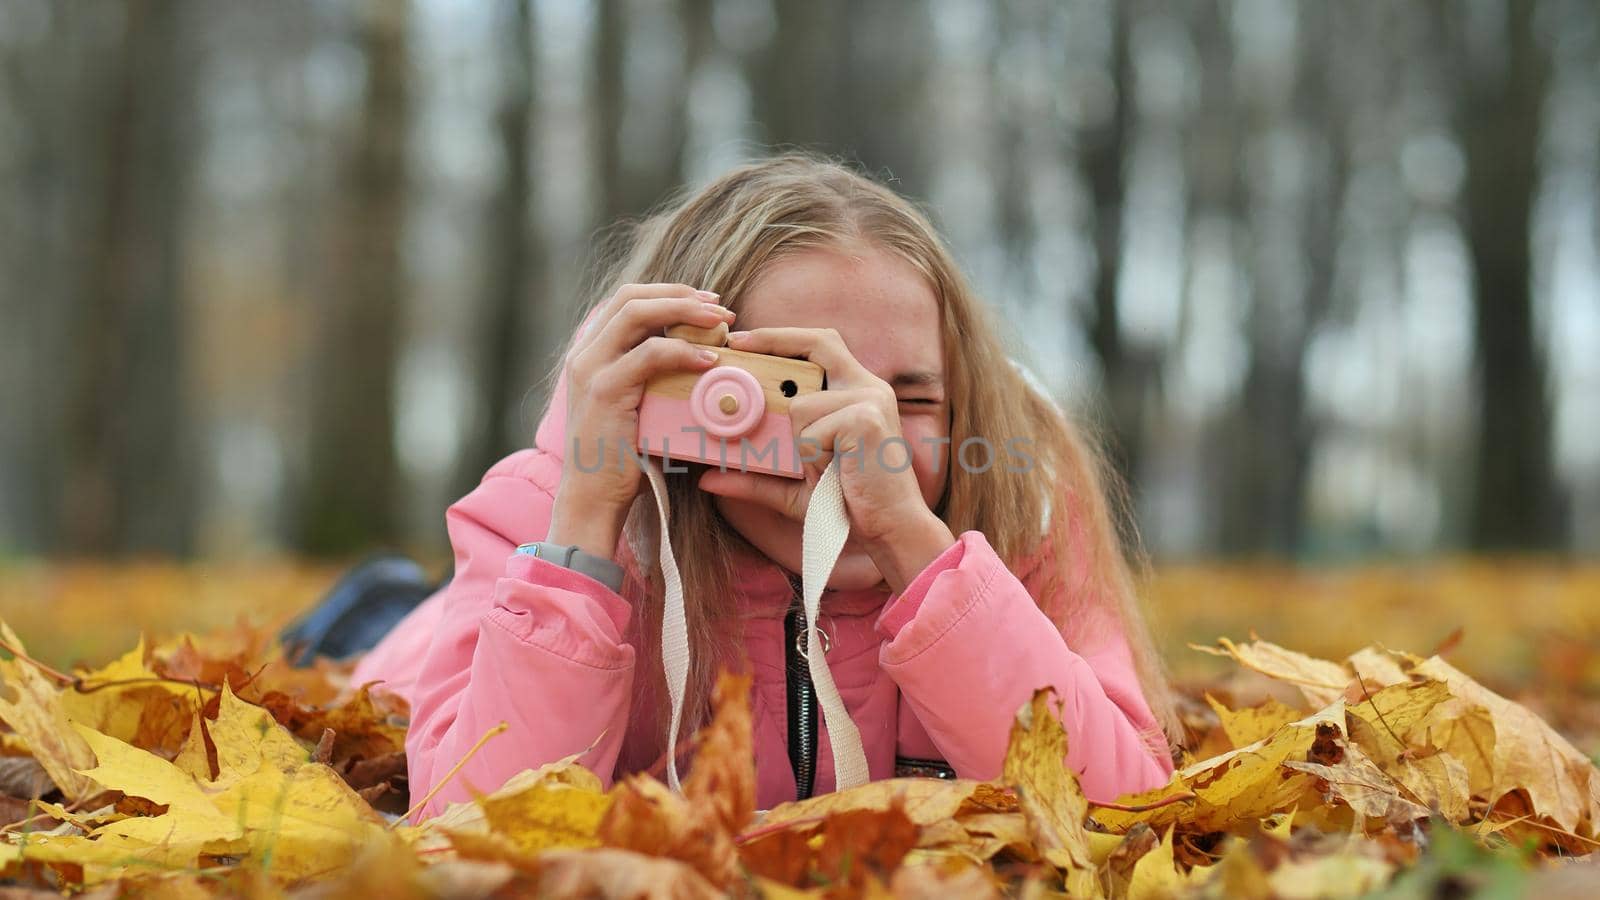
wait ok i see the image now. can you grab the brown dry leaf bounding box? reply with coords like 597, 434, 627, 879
1344, 645, 1415, 688
889, 853, 1002, 899
0, 622, 98, 800
602, 773, 737, 888
533, 847, 720, 899
598, 672, 755, 889
814, 805, 920, 890
680, 671, 755, 837
1411, 654, 1600, 836
1193, 637, 1351, 707
261, 683, 408, 771
1205, 694, 1303, 750
760, 778, 985, 830
946, 813, 1034, 863
0, 756, 51, 800
1001, 689, 1098, 897
736, 821, 817, 885
1284, 743, 1431, 826
60, 638, 204, 760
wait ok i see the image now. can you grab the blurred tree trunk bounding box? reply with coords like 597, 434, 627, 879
1183, 0, 1247, 555
1082, 1, 1156, 517
299, 0, 410, 556
748, 1, 838, 153
593, 0, 632, 225
458, 0, 544, 495
663, 0, 714, 186
1220, 4, 1346, 555
59, 0, 198, 555
594, 0, 702, 226
747, 0, 931, 193
1458, 0, 1562, 550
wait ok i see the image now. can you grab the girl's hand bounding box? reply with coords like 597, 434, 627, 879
546, 283, 737, 560
699, 327, 955, 594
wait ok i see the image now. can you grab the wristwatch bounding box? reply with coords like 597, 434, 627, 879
514, 541, 626, 593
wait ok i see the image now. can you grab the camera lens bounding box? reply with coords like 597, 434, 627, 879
780, 380, 798, 398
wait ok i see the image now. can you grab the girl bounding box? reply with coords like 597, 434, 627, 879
354, 154, 1177, 820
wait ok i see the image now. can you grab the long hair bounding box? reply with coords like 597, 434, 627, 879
541, 153, 1177, 756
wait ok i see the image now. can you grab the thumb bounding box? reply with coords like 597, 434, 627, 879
698, 469, 810, 523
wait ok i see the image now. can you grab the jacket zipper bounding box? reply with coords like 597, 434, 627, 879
783, 573, 818, 800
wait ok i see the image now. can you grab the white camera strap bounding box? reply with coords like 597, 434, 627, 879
642, 456, 870, 794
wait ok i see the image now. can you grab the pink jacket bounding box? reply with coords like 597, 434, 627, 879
355, 371, 1174, 821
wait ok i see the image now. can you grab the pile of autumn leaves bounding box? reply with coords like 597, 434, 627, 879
0, 621, 1595, 898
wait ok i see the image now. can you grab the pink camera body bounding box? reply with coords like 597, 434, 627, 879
636, 331, 825, 479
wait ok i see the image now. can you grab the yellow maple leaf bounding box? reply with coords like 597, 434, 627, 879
1344, 678, 1472, 822
1205, 694, 1302, 750
171, 708, 214, 782
1001, 689, 1098, 897
1126, 826, 1188, 900
1264, 839, 1395, 898
760, 777, 987, 830
60, 637, 203, 758
206, 680, 311, 785
71, 722, 242, 847
207, 755, 394, 882
443, 776, 611, 865
1094, 704, 1344, 835
1194, 637, 1351, 707
0, 622, 98, 800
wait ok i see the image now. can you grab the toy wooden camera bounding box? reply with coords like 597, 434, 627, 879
636, 321, 825, 478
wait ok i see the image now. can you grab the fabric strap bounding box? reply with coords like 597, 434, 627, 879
642, 456, 869, 794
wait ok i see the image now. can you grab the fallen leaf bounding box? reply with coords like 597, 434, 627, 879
1126, 826, 1186, 900
1412, 654, 1600, 836
1001, 690, 1098, 896
1193, 637, 1350, 707
1206, 694, 1303, 750
0, 622, 98, 800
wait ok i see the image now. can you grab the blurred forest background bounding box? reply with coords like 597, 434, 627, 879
1, 0, 1598, 565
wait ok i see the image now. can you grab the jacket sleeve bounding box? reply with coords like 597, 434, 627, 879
875, 530, 1174, 803
404, 473, 637, 821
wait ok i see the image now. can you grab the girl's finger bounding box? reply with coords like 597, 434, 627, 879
724, 327, 874, 387
786, 387, 883, 441
577, 283, 714, 350
698, 469, 812, 523
797, 403, 900, 474
593, 335, 721, 401
592, 295, 735, 359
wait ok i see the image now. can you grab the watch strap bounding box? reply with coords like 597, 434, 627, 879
515, 541, 625, 593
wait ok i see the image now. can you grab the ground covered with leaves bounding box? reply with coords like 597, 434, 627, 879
0, 565, 1596, 896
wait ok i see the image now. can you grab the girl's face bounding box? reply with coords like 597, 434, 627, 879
715, 243, 951, 591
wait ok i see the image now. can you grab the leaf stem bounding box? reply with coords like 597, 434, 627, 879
393, 721, 509, 828
1088, 790, 1197, 813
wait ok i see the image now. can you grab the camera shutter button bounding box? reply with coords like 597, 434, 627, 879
689, 366, 765, 438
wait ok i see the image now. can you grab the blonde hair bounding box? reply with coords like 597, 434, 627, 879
546, 153, 1176, 758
